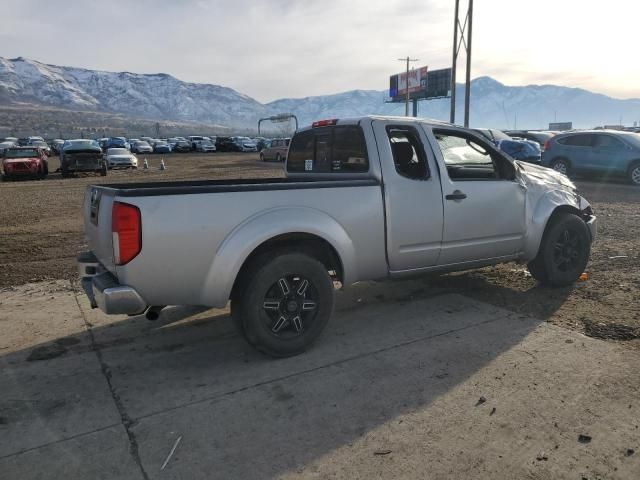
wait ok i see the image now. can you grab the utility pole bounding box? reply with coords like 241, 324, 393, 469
450, 0, 474, 126
463, 0, 473, 128
398, 56, 419, 117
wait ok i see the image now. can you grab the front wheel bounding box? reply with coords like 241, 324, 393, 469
527, 213, 591, 286
232, 253, 334, 357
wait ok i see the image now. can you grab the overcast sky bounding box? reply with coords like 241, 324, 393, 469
2, 0, 639, 102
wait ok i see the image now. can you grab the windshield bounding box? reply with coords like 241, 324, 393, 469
134, 141, 150, 147
64, 140, 98, 149
5, 149, 39, 158
31, 141, 47, 147
107, 148, 129, 155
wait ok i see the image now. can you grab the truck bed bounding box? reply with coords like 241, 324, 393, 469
83, 176, 387, 308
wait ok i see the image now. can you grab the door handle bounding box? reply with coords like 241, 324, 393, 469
446, 190, 467, 201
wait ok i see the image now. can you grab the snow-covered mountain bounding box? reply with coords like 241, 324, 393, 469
1, 56, 640, 131
267, 77, 640, 130
0, 57, 267, 128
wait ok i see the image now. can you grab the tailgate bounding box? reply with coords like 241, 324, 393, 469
83, 185, 117, 273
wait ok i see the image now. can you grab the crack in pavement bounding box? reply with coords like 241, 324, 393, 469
72, 288, 150, 480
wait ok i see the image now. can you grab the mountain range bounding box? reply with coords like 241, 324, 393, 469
1, 56, 639, 135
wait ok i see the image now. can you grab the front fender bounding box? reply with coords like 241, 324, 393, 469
523, 188, 580, 259
200, 206, 356, 307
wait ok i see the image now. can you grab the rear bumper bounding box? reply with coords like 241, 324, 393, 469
78, 251, 147, 315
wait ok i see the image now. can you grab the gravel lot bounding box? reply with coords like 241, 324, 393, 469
0, 152, 638, 344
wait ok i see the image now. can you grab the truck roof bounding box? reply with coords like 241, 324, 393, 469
296, 115, 456, 132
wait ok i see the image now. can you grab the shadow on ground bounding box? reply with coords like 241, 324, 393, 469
0, 272, 573, 479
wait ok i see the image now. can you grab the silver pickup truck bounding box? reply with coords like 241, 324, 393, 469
78, 116, 596, 357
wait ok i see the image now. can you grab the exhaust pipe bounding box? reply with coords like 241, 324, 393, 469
144, 306, 165, 321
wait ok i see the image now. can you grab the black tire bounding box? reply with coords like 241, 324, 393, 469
232, 252, 334, 357
275, 153, 282, 162
627, 162, 640, 186
527, 213, 590, 286
550, 158, 570, 176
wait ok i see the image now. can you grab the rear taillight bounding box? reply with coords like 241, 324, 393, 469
543, 139, 550, 152
112, 202, 141, 265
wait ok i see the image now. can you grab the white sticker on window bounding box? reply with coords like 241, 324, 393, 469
305, 159, 313, 171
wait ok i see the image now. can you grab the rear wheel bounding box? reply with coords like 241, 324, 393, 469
628, 162, 640, 186
550, 158, 570, 176
232, 252, 334, 357
527, 213, 590, 286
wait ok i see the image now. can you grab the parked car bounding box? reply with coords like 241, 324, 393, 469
17, 138, 30, 146
2, 137, 18, 144
1, 146, 49, 180
505, 130, 556, 150
171, 140, 192, 153
60, 139, 107, 177
29, 140, 52, 156
78, 116, 596, 357
475, 128, 541, 164
233, 136, 258, 152
49, 139, 65, 155
260, 137, 290, 162
0, 140, 17, 156
153, 141, 172, 154
27, 136, 45, 144
188, 136, 205, 150
105, 148, 138, 169
195, 140, 217, 153
215, 136, 238, 152
103, 137, 130, 152
131, 141, 153, 154
542, 130, 640, 185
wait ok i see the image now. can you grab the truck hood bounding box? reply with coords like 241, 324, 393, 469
516, 160, 576, 192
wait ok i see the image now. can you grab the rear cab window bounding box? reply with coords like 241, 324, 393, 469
287, 125, 369, 174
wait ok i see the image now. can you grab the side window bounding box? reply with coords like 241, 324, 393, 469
287, 126, 369, 173
595, 135, 624, 148
560, 134, 593, 147
386, 127, 429, 180
434, 130, 513, 181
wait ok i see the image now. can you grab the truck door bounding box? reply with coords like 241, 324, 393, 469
429, 128, 526, 265
372, 120, 444, 271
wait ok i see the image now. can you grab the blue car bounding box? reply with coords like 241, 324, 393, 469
542, 130, 640, 185
474, 128, 541, 164
104, 137, 130, 151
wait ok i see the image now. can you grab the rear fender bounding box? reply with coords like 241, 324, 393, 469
200, 207, 356, 307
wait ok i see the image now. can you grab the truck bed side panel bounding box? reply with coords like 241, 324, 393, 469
112, 183, 387, 307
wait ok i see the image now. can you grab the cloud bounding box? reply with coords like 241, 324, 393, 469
1, 0, 639, 101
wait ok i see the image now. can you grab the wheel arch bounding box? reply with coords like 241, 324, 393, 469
524, 191, 582, 260
200, 207, 356, 307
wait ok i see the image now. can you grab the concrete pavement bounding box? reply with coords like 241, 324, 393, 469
1, 279, 638, 479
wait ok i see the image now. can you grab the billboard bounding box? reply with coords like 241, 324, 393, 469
548, 122, 573, 131
389, 67, 452, 101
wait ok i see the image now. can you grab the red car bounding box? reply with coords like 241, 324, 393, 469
1, 146, 49, 180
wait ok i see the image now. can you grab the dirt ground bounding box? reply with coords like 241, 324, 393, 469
0, 152, 638, 345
